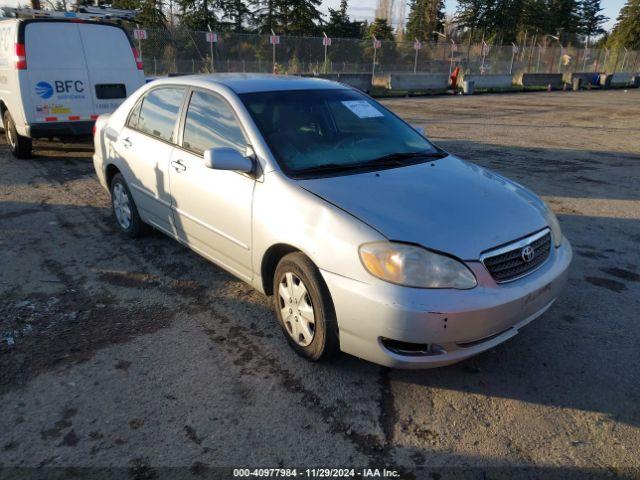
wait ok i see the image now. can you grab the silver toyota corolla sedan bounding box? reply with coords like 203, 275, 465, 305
93, 74, 572, 368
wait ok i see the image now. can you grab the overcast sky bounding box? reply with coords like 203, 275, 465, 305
0, 0, 626, 32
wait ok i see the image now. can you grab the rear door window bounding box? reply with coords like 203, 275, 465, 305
136, 87, 185, 142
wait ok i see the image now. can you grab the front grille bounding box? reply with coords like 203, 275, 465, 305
482, 230, 552, 283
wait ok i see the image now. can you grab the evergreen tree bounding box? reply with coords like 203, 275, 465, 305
176, 0, 219, 30
406, 0, 445, 42
547, 0, 581, 38
112, 0, 168, 28
520, 0, 549, 35
579, 0, 607, 40
250, 0, 323, 35
607, 0, 640, 49
280, 0, 323, 35
325, 0, 364, 38
367, 17, 395, 40
219, 0, 251, 31
455, 0, 491, 39
363, 17, 396, 66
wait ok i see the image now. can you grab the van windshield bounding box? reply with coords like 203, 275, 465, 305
239, 89, 444, 177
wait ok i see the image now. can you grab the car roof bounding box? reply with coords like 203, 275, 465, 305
152, 73, 350, 94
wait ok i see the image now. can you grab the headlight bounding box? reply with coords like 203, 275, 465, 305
359, 242, 477, 289
543, 201, 563, 247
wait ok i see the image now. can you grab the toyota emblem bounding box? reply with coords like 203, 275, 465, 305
521, 245, 535, 263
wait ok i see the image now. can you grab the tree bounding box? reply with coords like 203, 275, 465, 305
363, 17, 396, 67
455, 0, 491, 40
367, 17, 395, 40
607, 0, 640, 49
547, 0, 581, 39
579, 0, 607, 40
250, 0, 323, 35
325, 0, 364, 38
280, 0, 324, 35
112, 0, 168, 28
176, 0, 219, 30
406, 0, 445, 42
219, 0, 251, 32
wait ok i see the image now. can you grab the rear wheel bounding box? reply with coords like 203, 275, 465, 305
3, 111, 32, 159
110, 173, 148, 238
273, 252, 339, 361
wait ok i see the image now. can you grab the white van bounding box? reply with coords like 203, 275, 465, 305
0, 18, 145, 158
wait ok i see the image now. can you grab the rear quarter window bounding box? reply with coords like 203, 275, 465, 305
135, 87, 185, 142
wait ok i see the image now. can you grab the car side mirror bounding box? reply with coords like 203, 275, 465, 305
203, 147, 253, 173
412, 124, 425, 136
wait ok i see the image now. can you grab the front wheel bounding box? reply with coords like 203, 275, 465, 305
3, 111, 32, 159
273, 252, 339, 361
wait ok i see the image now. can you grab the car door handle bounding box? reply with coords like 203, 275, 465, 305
171, 159, 187, 172
121, 137, 132, 149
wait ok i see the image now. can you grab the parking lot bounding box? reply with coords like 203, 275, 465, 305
1, 89, 639, 477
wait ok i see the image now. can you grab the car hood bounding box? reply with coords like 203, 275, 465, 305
297, 155, 548, 260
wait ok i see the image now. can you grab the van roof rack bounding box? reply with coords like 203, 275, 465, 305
0, 6, 138, 22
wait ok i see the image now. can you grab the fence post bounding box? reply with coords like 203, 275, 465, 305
621, 48, 628, 72
557, 46, 563, 73
371, 36, 379, 82
271, 30, 277, 73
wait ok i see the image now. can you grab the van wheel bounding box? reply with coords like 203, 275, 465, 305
3, 111, 32, 159
110, 173, 148, 238
273, 252, 339, 361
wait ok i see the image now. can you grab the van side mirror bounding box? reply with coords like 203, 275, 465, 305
412, 124, 425, 136
203, 147, 253, 173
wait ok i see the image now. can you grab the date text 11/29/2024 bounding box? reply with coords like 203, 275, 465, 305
233, 468, 401, 478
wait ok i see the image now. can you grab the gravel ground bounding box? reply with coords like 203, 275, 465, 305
0, 89, 639, 479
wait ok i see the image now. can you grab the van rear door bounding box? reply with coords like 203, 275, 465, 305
24, 22, 94, 123
77, 24, 144, 116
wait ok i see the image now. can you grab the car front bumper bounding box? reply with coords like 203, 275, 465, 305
321, 239, 572, 369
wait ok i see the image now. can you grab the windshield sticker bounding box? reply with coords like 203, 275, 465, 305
341, 100, 384, 119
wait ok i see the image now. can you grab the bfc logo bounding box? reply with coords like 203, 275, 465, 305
35, 81, 54, 99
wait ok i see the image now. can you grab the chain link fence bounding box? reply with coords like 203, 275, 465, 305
130, 27, 640, 78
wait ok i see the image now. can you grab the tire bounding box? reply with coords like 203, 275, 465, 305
273, 252, 339, 361
110, 173, 148, 238
3, 111, 32, 159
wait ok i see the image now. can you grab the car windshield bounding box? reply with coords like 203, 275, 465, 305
239, 89, 444, 177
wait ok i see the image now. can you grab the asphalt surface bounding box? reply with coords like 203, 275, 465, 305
0, 89, 639, 478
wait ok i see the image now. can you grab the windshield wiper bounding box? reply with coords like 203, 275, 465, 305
294, 151, 447, 177
294, 162, 367, 175
364, 150, 447, 166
